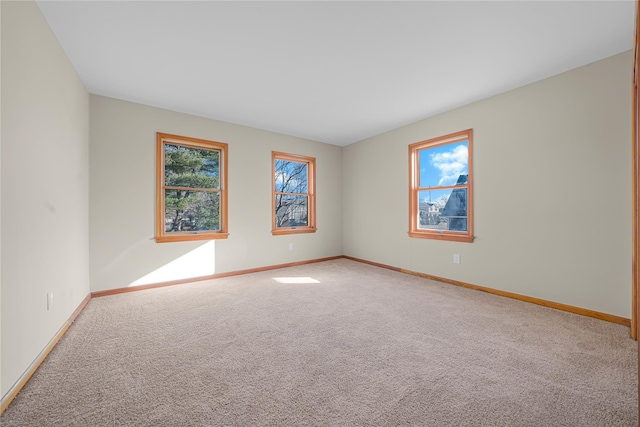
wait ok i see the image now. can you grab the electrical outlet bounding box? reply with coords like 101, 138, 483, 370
453, 254, 461, 264
47, 293, 54, 310
288, 243, 294, 251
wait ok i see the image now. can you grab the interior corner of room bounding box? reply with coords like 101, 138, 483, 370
1, 0, 638, 421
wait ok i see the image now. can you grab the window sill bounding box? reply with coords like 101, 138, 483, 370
155, 232, 229, 243
272, 227, 317, 236
407, 231, 474, 243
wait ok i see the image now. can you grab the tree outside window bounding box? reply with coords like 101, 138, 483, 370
156, 133, 228, 243
272, 152, 316, 235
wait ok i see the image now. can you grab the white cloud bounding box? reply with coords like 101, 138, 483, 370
430, 145, 468, 186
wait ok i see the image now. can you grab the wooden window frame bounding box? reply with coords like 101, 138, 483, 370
408, 129, 474, 243
155, 133, 229, 243
272, 151, 316, 235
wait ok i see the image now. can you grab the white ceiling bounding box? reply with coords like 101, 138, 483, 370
36, 1, 635, 146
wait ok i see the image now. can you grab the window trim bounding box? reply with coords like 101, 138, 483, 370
272, 151, 317, 235
408, 129, 474, 243
155, 132, 229, 243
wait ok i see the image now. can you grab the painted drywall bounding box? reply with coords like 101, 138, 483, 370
0, 0, 3, 403
89, 96, 343, 292
343, 51, 633, 319
1, 1, 90, 398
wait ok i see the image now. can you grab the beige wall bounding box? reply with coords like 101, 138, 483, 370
0, 0, 633, 405
344, 50, 633, 318
1, 1, 90, 398
89, 96, 343, 292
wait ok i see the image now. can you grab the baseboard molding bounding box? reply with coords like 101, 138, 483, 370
2, 253, 629, 415
0, 293, 91, 414
343, 255, 631, 327
91, 256, 343, 298
342, 256, 403, 272
2, 256, 343, 414
94, 254, 632, 326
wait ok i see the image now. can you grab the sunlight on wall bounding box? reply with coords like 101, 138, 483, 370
129, 241, 215, 287
272, 277, 320, 284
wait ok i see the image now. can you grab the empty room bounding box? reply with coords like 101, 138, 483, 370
1, 1, 639, 425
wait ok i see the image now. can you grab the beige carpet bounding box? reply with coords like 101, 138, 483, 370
1, 259, 637, 426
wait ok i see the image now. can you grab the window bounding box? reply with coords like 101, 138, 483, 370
156, 133, 228, 243
272, 151, 316, 235
408, 129, 473, 242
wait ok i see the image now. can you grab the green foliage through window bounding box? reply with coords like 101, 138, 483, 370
156, 133, 228, 242
164, 145, 220, 233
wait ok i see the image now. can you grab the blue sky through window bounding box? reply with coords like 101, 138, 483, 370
419, 140, 468, 188
275, 160, 308, 193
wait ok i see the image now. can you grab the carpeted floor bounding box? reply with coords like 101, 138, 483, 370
1, 259, 637, 426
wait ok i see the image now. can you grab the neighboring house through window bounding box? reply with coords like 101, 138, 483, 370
272, 151, 316, 235
408, 129, 473, 242
156, 133, 228, 242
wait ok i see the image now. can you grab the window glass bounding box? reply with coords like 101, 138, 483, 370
156, 133, 228, 243
409, 130, 473, 242
272, 152, 316, 235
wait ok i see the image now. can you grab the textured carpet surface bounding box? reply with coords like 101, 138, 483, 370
1, 259, 637, 426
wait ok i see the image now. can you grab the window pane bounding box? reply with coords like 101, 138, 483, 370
165, 190, 220, 232
418, 141, 468, 188
275, 159, 308, 193
418, 188, 467, 232
164, 144, 220, 189
275, 195, 308, 228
